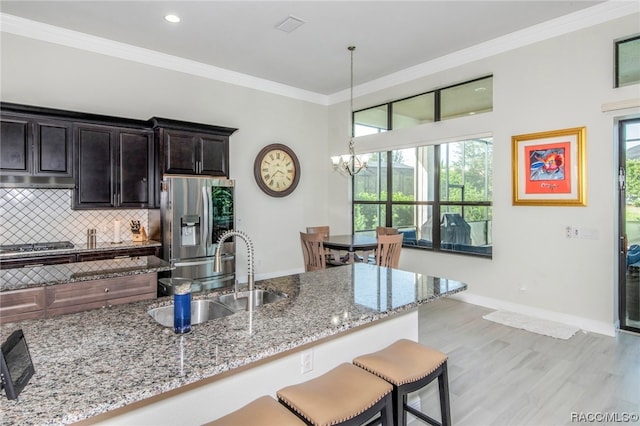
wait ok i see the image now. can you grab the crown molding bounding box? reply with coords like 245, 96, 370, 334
328, 1, 640, 105
0, 13, 329, 106
2, 1, 637, 107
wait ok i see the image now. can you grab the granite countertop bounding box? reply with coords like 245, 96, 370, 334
0, 240, 162, 261
0, 255, 172, 292
0, 263, 467, 425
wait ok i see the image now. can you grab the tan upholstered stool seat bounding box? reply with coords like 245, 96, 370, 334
277, 363, 393, 426
203, 395, 305, 426
353, 339, 451, 426
352, 339, 447, 385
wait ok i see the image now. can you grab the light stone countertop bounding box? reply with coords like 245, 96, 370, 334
0, 263, 467, 425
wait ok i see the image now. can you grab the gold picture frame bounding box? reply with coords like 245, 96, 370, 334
512, 127, 586, 206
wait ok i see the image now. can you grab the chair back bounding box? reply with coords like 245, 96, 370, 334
375, 226, 398, 236
306, 226, 330, 238
374, 234, 403, 268
300, 232, 327, 271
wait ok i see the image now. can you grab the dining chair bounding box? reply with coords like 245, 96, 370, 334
376, 226, 398, 236
374, 234, 403, 268
306, 226, 343, 265
300, 232, 327, 271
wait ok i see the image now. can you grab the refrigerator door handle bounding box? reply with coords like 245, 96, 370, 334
202, 186, 211, 248
174, 256, 233, 267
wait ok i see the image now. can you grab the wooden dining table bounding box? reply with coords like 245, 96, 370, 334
322, 234, 378, 264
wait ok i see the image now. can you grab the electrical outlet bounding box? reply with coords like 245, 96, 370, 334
301, 349, 313, 374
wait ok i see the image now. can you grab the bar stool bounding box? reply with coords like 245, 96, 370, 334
277, 363, 393, 426
352, 339, 451, 426
203, 395, 305, 426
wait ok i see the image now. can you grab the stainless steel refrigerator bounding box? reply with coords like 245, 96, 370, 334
160, 176, 235, 294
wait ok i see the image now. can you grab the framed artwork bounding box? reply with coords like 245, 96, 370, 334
512, 127, 586, 206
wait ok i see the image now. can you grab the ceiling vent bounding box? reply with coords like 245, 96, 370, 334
275, 15, 305, 33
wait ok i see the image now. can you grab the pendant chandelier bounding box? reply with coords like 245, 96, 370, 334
331, 46, 368, 177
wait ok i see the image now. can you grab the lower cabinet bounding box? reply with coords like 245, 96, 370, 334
46, 274, 157, 317
0, 287, 46, 322
0, 273, 157, 322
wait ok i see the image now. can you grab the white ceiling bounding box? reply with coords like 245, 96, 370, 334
0, 1, 622, 98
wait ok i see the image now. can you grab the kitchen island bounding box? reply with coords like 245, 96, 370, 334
0, 263, 466, 425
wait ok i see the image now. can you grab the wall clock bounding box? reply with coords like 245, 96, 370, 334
253, 143, 300, 197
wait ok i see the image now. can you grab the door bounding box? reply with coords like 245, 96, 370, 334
164, 129, 198, 174
118, 129, 153, 207
75, 125, 115, 207
200, 134, 229, 176
34, 119, 73, 177
0, 115, 30, 174
618, 117, 640, 333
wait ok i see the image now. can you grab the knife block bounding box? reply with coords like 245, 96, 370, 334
132, 226, 148, 242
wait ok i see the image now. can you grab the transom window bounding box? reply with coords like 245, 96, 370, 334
354, 75, 493, 134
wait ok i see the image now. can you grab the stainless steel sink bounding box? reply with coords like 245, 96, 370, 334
216, 290, 286, 311
148, 299, 235, 327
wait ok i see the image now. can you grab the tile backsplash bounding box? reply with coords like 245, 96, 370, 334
0, 188, 150, 246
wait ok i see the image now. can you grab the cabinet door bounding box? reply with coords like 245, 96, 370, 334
0, 287, 46, 322
118, 129, 154, 207
75, 125, 116, 208
0, 116, 31, 174
34, 119, 73, 177
200, 134, 229, 176
164, 129, 197, 174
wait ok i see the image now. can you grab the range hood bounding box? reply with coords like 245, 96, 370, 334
0, 175, 76, 189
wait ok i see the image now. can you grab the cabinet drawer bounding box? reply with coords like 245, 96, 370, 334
0, 254, 77, 270
46, 291, 156, 317
46, 273, 156, 313
76, 247, 157, 262
0, 287, 46, 322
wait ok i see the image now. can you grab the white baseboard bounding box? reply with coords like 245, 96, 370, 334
450, 292, 616, 337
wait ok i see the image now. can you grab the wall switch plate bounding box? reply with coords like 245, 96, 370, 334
301, 349, 313, 374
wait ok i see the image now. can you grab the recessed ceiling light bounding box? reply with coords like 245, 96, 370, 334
164, 14, 181, 23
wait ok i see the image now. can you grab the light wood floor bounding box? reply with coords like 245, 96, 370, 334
410, 299, 640, 426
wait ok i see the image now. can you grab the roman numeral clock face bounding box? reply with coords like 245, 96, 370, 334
253, 144, 300, 197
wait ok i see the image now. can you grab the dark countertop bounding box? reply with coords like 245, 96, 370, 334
0, 240, 161, 261
0, 263, 467, 425
0, 255, 172, 292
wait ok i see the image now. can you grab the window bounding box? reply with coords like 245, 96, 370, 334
353, 75, 492, 134
616, 35, 640, 88
353, 137, 493, 257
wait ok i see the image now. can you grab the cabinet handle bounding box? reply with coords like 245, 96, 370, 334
104, 288, 109, 293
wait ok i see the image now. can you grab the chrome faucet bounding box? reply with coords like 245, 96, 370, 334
214, 230, 255, 335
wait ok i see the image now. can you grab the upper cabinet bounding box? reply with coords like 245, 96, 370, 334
151, 117, 237, 177
0, 108, 74, 186
74, 123, 154, 209
0, 104, 237, 209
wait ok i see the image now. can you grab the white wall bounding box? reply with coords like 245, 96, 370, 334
329, 13, 640, 335
2, 11, 639, 335
0, 33, 329, 279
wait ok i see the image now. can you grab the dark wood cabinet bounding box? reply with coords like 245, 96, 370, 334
76, 246, 158, 262
0, 113, 73, 178
74, 124, 153, 209
0, 254, 77, 270
151, 117, 236, 178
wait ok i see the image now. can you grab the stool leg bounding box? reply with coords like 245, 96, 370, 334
438, 362, 451, 426
382, 393, 393, 426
